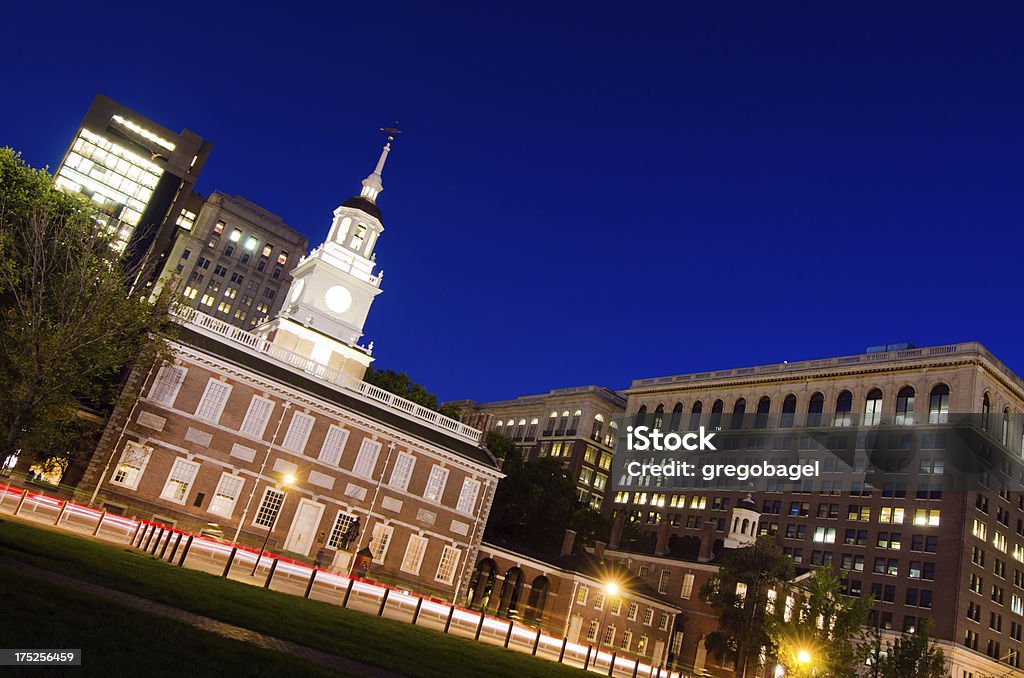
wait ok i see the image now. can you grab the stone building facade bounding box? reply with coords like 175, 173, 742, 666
620, 342, 1024, 677
449, 385, 625, 511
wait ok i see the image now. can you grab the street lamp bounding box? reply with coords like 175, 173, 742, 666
797, 650, 811, 666
595, 581, 620, 656
251, 473, 296, 576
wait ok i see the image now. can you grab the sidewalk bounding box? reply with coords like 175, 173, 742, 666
0, 555, 403, 678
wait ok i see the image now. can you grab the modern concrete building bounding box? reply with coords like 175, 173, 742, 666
79, 141, 503, 600
618, 342, 1024, 677
161, 191, 309, 330
53, 94, 212, 286
449, 386, 626, 511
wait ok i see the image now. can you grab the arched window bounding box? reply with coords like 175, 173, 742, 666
670, 403, 684, 431
515, 418, 527, 440
557, 411, 570, 435
928, 385, 949, 424
689, 401, 703, 431
807, 392, 824, 427
864, 389, 883, 426
982, 393, 991, 431
731, 398, 746, 430
781, 394, 797, 427
1002, 408, 1011, 446
755, 397, 771, 429
653, 404, 665, 430
498, 567, 524, 616
835, 391, 853, 427
544, 411, 557, 436
524, 575, 550, 623
895, 387, 916, 425
526, 418, 538, 440
636, 405, 648, 427
591, 414, 604, 442
568, 410, 582, 435
710, 400, 724, 429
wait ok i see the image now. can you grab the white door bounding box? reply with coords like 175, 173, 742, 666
567, 614, 583, 644
283, 499, 324, 555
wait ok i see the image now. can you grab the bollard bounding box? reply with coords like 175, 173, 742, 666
53, 500, 70, 526
377, 588, 390, 617
474, 612, 485, 640
342, 578, 355, 608
13, 489, 28, 516
655, 665, 661, 678
504, 621, 515, 648
584, 645, 593, 670
143, 525, 158, 551
167, 532, 183, 562
178, 535, 194, 566
608, 651, 617, 677
150, 527, 165, 555
532, 628, 541, 656
443, 605, 455, 634
93, 510, 108, 536
264, 558, 279, 588
222, 547, 238, 577
558, 637, 567, 663
131, 522, 145, 547
303, 568, 318, 599
633, 657, 640, 678
159, 531, 173, 560
411, 597, 423, 626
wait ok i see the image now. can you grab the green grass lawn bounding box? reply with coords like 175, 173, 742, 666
0, 569, 345, 678
0, 519, 585, 677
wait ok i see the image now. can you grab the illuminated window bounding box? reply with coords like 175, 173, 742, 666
111, 442, 152, 489
229, 228, 242, 242
327, 511, 358, 549
209, 473, 244, 517
928, 385, 949, 423
914, 509, 941, 526
160, 457, 200, 503
214, 221, 225, 234
277, 251, 288, 265
864, 389, 883, 425
895, 387, 915, 425
254, 487, 284, 528
176, 209, 197, 231
262, 244, 273, 257
435, 545, 461, 585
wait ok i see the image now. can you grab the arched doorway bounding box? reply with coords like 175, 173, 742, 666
467, 558, 497, 609
524, 575, 550, 623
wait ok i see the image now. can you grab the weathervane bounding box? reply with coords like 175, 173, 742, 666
380, 120, 402, 142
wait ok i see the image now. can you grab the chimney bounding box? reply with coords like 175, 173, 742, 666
609, 511, 625, 550
655, 517, 672, 556
698, 521, 716, 563
560, 529, 577, 557
594, 540, 607, 560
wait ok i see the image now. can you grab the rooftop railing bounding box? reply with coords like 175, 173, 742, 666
172, 306, 482, 444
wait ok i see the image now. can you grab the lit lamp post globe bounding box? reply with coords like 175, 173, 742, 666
595, 581, 620, 656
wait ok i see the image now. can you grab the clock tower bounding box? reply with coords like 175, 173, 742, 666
255, 142, 392, 380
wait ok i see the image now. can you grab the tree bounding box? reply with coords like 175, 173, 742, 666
865, 619, 946, 678
769, 566, 872, 678
0, 148, 173, 470
700, 538, 795, 677
363, 366, 461, 418
483, 431, 607, 555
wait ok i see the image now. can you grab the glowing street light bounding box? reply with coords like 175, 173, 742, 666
595, 580, 620, 656
797, 650, 811, 665
251, 473, 296, 575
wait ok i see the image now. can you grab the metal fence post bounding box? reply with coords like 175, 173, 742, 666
504, 621, 514, 648
222, 546, 238, 577
142, 525, 156, 552
632, 657, 640, 678
130, 521, 145, 547
53, 500, 70, 526
532, 628, 542, 655
377, 588, 390, 616
608, 651, 617, 676
150, 528, 165, 555
178, 535, 194, 566
411, 597, 423, 625
558, 637, 567, 663
167, 532, 183, 562
264, 558, 279, 589
342, 578, 355, 608
304, 568, 318, 599
93, 510, 108, 536
584, 645, 593, 670
443, 605, 455, 634
159, 531, 173, 560
474, 612, 485, 640
13, 489, 28, 516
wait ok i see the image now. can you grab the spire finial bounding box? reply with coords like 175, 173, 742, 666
360, 121, 400, 203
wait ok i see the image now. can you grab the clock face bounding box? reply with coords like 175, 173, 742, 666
289, 278, 305, 302
324, 285, 353, 314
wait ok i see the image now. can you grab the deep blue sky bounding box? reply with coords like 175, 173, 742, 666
3, 3, 1023, 402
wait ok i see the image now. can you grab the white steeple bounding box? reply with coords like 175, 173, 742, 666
359, 142, 390, 202
254, 136, 397, 381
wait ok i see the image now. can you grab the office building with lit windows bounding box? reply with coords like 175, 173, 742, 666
615, 342, 1024, 677
53, 94, 212, 283
449, 386, 625, 511
161, 191, 309, 329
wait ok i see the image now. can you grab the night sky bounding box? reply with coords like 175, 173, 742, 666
3, 3, 1022, 402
